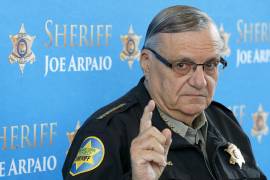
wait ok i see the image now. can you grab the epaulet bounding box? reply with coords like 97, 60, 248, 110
82, 85, 140, 128
96, 103, 127, 120
210, 101, 240, 126
210, 101, 234, 115
89, 95, 138, 123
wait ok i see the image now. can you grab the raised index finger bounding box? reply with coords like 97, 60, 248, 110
140, 100, 155, 133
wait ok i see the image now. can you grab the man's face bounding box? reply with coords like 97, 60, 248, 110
142, 25, 222, 120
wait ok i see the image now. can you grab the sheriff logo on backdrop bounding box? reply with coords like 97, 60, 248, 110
9, 24, 36, 74
252, 104, 269, 143
120, 25, 141, 68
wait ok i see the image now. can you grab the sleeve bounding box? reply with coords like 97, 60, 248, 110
62, 127, 132, 180
258, 168, 267, 180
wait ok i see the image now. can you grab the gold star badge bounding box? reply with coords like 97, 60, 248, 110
225, 143, 245, 169
75, 140, 100, 169
120, 25, 141, 68
9, 24, 36, 74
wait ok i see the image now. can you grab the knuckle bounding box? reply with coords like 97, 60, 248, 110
156, 144, 165, 153
131, 138, 139, 148
148, 126, 159, 135
148, 135, 157, 143
150, 126, 161, 134
150, 127, 166, 143
130, 142, 139, 156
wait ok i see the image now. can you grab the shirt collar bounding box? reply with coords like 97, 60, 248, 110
158, 108, 208, 141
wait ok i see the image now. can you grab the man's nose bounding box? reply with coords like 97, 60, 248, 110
188, 66, 207, 89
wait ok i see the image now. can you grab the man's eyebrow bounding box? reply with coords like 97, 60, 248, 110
172, 57, 194, 63
204, 57, 221, 63
172, 56, 220, 63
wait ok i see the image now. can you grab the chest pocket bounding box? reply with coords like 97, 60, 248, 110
216, 152, 261, 180
159, 166, 191, 180
223, 165, 260, 180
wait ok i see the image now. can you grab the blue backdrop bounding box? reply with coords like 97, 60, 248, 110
0, 0, 269, 179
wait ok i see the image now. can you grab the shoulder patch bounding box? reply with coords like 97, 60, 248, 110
96, 103, 126, 119
70, 136, 105, 176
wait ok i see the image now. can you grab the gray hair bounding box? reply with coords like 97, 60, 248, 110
143, 5, 222, 50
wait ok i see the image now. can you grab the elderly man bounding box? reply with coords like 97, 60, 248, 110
62, 5, 266, 180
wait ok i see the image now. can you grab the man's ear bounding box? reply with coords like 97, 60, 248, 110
140, 49, 151, 77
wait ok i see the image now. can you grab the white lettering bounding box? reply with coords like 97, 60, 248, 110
28, 158, 35, 173
236, 49, 270, 67
8, 159, 18, 176
0, 162, 5, 177
68, 55, 77, 72
2, 155, 57, 177
236, 49, 252, 67
47, 156, 57, 171
44, 55, 112, 76
33, 158, 42, 173
59, 57, 66, 72
49, 57, 59, 72
18, 159, 27, 174
103, 56, 112, 70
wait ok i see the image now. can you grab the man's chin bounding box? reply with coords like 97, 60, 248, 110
181, 104, 206, 116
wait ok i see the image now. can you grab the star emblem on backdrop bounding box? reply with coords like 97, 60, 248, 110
120, 25, 141, 68
9, 24, 36, 74
252, 104, 269, 143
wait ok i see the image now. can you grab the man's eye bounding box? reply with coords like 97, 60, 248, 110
175, 63, 189, 70
205, 62, 218, 70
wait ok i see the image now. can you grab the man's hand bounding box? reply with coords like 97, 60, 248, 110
130, 100, 172, 180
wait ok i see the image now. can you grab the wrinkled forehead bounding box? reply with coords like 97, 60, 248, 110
155, 24, 223, 56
